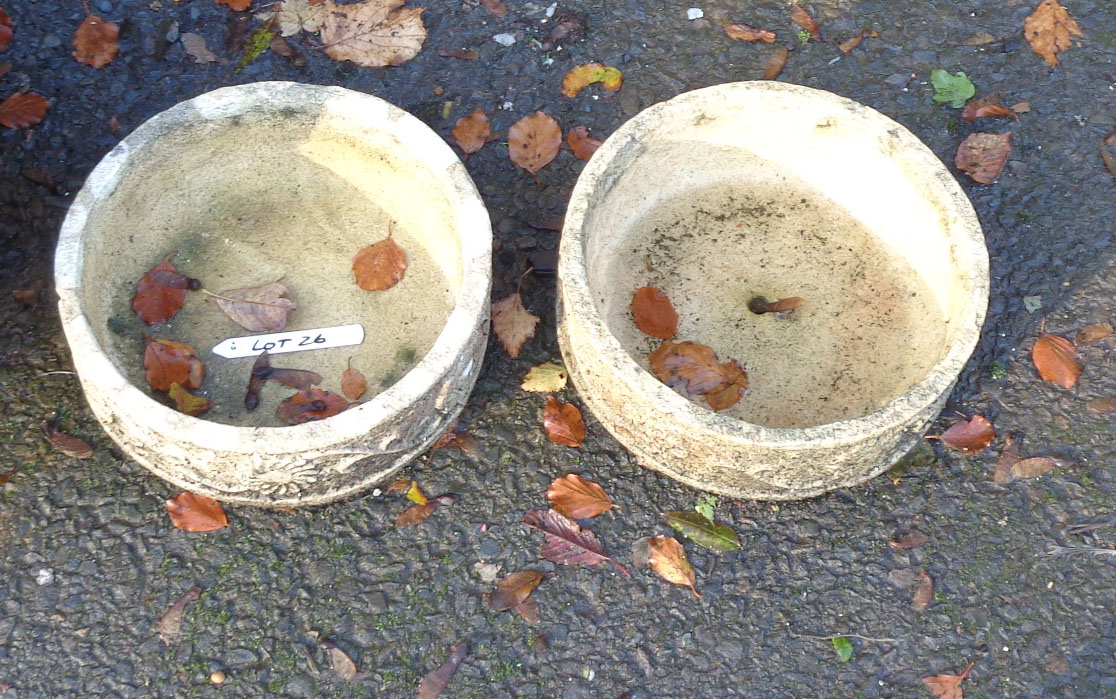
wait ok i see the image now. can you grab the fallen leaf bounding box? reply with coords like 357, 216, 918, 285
930, 69, 976, 108
1032, 334, 1081, 389
514, 596, 540, 624
430, 424, 480, 456
631, 287, 679, 339
452, 108, 490, 155
213, 282, 297, 331
73, 14, 119, 68
156, 586, 201, 646
561, 62, 622, 98
168, 382, 213, 417
540, 12, 587, 50
321, 640, 363, 682
832, 636, 854, 663
262, 0, 325, 36
922, 661, 974, 699
0, 473, 12, 486
1011, 456, 1065, 479
0, 91, 49, 130
763, 45, 789, 80
0, 8, 12, 51
955, 132, 1011, 184
271, 36, 305, 65
508, 111, 562, 176
955, 32, 999, 46
385, 476, 411, 493
244, 350, 322, 410
648, 339, 749, 410
546, 473, 615, 519
646, 535, 700, 598
405, 480, 429, 505
491, 292, 539, 358
1075, 323, 1113, 346
145, 338, 206, 392
930, 415, 995, 454
438, 48, 479, 59
1102, 132, 1116, 180
749, 295, 805, 315
1023, 0, 1082, 67
838, 27, 872, 53
480, 0, 507, 17
276, 388, 349, 424
789, 3, 819, 38
181, 33, 222, 63
723, 23, 776, 43
341, 358, 367, 400
888, 532, 931, 550
394, 502, 437, 526
663, 511, 741, 551
319, 0, 426, 68
40, 419, 94, 459
912, 569, 933, 611
166, 492, 229, 532
1085, 397, 1116, 414
993, 432, 1022, 484
237, 24, 274, 72
353, 227, 407, 291
218, 0, 253, 9
521, 362, 568, 393
1012, 101, 1031, 113
487, 570, 544, 612
522, 509, 629, 575
543, 396, 586, 448
567, 125, 602, 161
961, 94, 1015, 121
416, 642, 467, 699
133, 254, 200, 325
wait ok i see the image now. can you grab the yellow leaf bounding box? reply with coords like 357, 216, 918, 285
405, 480, 429, 505
561, 62, 622, 98
521, 362, 568, 392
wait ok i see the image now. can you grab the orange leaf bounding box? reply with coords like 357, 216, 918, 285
0, 91, 49, 130
560, 62, 622, 98
546, 473, 615, 519
723, 23, 776, 43
646, 535, 700, 598
763, 45, 789, 80
480, 0, 507, 17
567, 125, 602, 161
1032, 334, 1081, 389
217, 0, 253, 10
912, 569, 933, 611
922, 662, 974, 699
276, 388, 350, 425
961, 94, 1015, 122
133, 254, 199, 325
508, 111, 562, 175
1075, 323, 1113, 346
166, 492, 229, 532
144, 338, 206, 392
838, 28, 873, 54
631, 286, 678, 339
543, 396, 586, 448
0, 8, 13, 52
341, 359, 367, 400
491, 291, 539, 358
72, 14, 119, 68
932, 415, 995, 454
993, 432, 1021, 484
487, 570, 544, 612
452, 108, 490, 156
40, 419, 94, 459
1024, 0, 1082, 67
168, 382, 213, 417
648, 339, 748, 410
353, 227, 407, 291
955, 132, 1011, 184
790, 3, 820, 38
394, 501, 438, 526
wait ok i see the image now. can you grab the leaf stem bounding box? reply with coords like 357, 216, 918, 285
786, 629, 902, 643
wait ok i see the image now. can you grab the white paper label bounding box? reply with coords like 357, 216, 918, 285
211, 324, 365, 359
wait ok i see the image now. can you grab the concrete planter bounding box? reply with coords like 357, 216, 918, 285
558, 82, 988, 500
55, 82, 491, 507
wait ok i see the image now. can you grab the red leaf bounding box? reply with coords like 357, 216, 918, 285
276, 388, 349, 425
961, 94, 1015, 122
73, 14, 119, 68
522, 509, 629, 576
353, 227, 407, 291
40, 419, 94, 458
546, 473, 616, 519
1032, 334, 1081, 389
166, 492, 229, 532
0, 8, 13, 52
133, 254, 198, 325
567, 125, 602, 161
647, 339, 748, 410
217, 0, 253, 9
955, 132, 1011, 184
931, 415, 995, 454
630, 286, 678, 339
0, 91, 49, 130
144, 338, 205, 392
543, 396, 586, 448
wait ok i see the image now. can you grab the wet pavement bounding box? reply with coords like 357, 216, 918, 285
2, 0, 1116, 695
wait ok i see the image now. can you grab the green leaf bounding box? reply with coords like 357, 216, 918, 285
663, 511, 741, 551
832, 637, 853, 663
930, 69, 975, 108
695, 494, 717, 523
238, 26, 275, 74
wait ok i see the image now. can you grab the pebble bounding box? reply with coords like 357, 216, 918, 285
36, 568, 54, 586
492, 33, 516, 47
224, 648, 258, 669
686, 8, 704, 20
94, 0, 113, 13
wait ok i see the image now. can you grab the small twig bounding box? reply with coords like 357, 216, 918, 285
786, 629, 903, 643
1039, 545, 1116, 558
37, 371, 76, 377
198, 288, 289, 308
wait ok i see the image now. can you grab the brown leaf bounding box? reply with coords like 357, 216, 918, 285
932, 415, 995, 454
452, 108, 490, 156
1075, 323, 1113, 346
560, 63, 622, 98
480, 0, 507, 17
321, 640, 363, 682
1032, 334, 1081, 389
1102, 132, 1116, 181
276, 388, 349, 425
508, 111, 562, 175
522, 508, 630, 575
961, 94, 1015, 122
1012, 102, 1031, 114
487, 570, 544, 612
166, 492, 229, 532
491, 292, 539, 358
838, 27, 873, 54
156, 586, 201, 646
133, 254, 199, 325
73, 14, 119, 68
416, 642, 467, 699
922, 662, 974, 699
514, 596, 541, 624
648, 339, 748, 410
213, 282, 297, 332
763, 45, 789, 80
182, 33, 223, 63
567, 125, 602, 161
394, 491, 457, 525
543, 396, 586, 448
353, 227, 407, 291
704, 362, 748, 411
145, 338, 206, 392
955, 132, 1011, 184
546, 473, 615, 519
271, 35, 306, 66
0, 472, 12, 486
0, 8, 12, 52
724, 23, 776, 43
790, 3, 820, 38
750, 296, 806, 315
912, 569, 933, 611
0, 92, 49, 130
439, 48, 479, 59
540, 12, 587, 50
888, 532, 931, 550
1086, 397, 1116, 414
631, 286, 679, 339
994, 432, 1022, 484
319, 0, 427, 68
1011, 456, 1065, 479
1024, 0, 1082, 67
168, 382, 213, 417
340, 360, 367, 400
647, 535, 701, 598
218, 0, 253, 9
40, 420, 94, 459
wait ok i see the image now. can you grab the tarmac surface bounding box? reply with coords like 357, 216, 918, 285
2, 0, 1116, 695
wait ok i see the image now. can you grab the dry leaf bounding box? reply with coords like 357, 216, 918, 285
994, 432, 1021, 484
543, 396, 586, 448
0, 8, 11, 52
340, 359, 367, 401
430, 424, 480, 456
961, 94, 1015, 121
452, 108, 490, 156
1075, 323, 1113, 346
1011, 456, 1064, 479
1102, 132, 1116, 181
1023, 0, 1082, 67
508, 111, 562, 176
1085, 397, 1116, 414
955, 132, 1011, 184
540, 12, 587, 50
353, 228, 407, 291
521, 362, 568, 392
0, 92, 48, 130
156, 586, 201, 646
319, 0, 426, 68
480, 0, 507, 17
145, 338, 206, 392
40, 420, 94, 459
0, 472, 12, 487
168, 382, 213, 417
561, 62, 622, 98
663, 511, 742, 551
166, 492, 229, 532
838, 27, 873, 53
723, 23, 776, 43
321, 640, 363, 682
763, 45, 789, 80
214, 282, 297, 332
646, 535, 701, 598
631, 286, 678, 339
648, 340, 749, 410
922, 661, 974, 699
491, 292, 539, 358
1012, 101, 1031, 113
438, 48, 479, 59
522, 509, 629, 575
888, 532, 931, 550
912, 569, 933, 611
405, 480, 429, 505
514, 596, 540, 624
416, 642, 467, 699
276, 388, 349, 424
218, 0, 253, 9
262, 0, 326, 36
1032, 334, 1081, 389
567, 125, 602, 161
487, 570, 544, 612
394, 501, 438, 526
790, 3, 819, 38
133, 254, 200, 325
181, 33, 222, 63
931, 415, 995, 454
546, 473, 615, 519
73, 14, 119, 68
244, 351, 322, 410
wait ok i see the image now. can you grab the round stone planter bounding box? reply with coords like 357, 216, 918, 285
558, 82, 988, 500
55, 82, 491, 507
